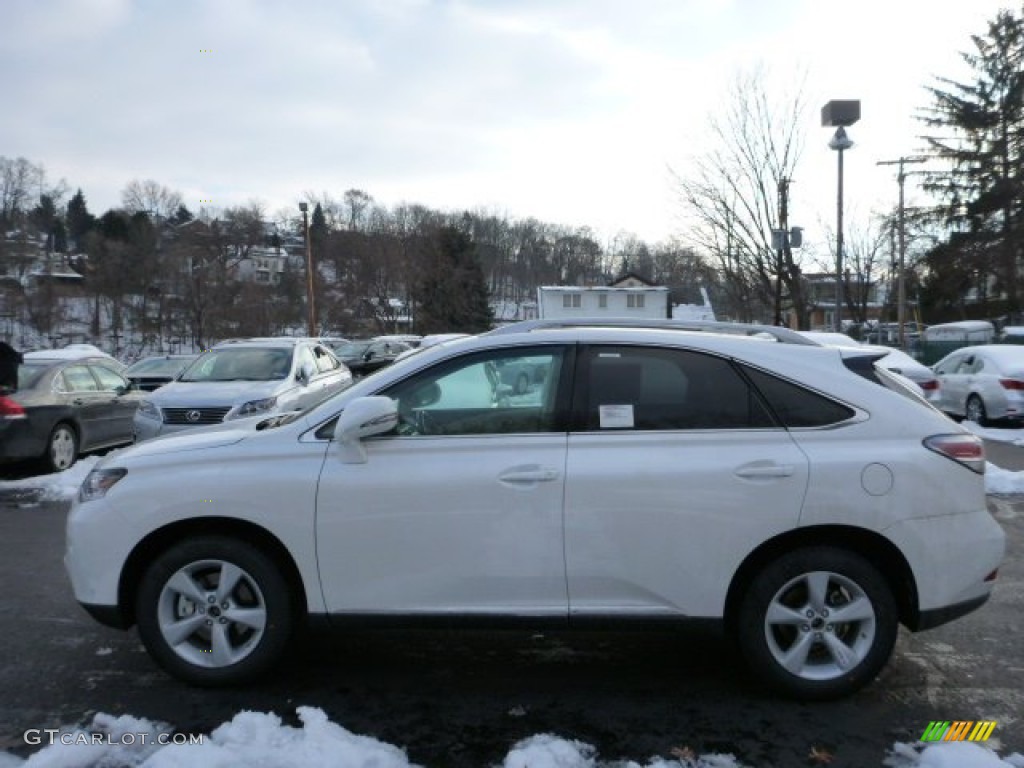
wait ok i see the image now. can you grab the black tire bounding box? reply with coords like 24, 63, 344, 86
965, 395, 988, 426
44, 422, 78, 473
735, 547, 898, 700
136, 536, 294, 686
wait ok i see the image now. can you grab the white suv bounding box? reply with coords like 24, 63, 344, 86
66, 323, 1005, 699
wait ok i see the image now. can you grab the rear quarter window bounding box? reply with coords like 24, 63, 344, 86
741, 365, 855, 427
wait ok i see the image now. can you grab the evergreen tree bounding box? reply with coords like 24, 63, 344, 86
413, 225, 494, 333
31, 194, 68, 253
66, 189, 95, 249
919, 7, 1024, 315
170, 204, 193, 226
310, 202, 328, 252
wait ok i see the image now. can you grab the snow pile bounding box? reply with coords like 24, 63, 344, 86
2, 708, 1022, 768
0, 456, 98, 502
985, 462, 1024, 494
884, 741, 1024, 767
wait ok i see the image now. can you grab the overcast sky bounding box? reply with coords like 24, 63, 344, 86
1, 0, 1015, 247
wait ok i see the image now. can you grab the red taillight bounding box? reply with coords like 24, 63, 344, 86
0, 395, 26, 419
919, 379, 939, 391
923, 434, 985, 474
1000, 378, 1024, 390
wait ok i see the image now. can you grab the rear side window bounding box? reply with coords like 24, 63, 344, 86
61, 365, 100, 393
580, 346, 775, 430
741, 366, 855, 427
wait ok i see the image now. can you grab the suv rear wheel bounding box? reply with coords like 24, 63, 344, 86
136, 536, 293, 686
736, 547, 898, 700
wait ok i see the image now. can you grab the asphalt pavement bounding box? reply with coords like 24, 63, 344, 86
0, 486, 1021, 766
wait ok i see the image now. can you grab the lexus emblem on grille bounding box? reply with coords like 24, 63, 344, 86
186, 410, 202, 423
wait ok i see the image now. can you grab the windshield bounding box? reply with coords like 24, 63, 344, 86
334, 341, 372, 358
125, 357, 195, 377
179, 348, 292, 382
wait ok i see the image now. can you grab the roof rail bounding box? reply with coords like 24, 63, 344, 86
484, 318, 817, 345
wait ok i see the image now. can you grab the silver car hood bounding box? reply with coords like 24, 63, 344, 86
145, 379, 287, 407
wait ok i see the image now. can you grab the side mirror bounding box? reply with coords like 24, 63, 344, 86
115, 384, 129, 396
334, 396, 398, 463
297, 361, 316, 384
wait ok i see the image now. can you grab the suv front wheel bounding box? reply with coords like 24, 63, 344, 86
136, 536, 293, 686
736, 547, 898, 700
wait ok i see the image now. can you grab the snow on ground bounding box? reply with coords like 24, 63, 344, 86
0, 709, 1021, 768
962, 421, 1024, 447
0, 456, 99, 502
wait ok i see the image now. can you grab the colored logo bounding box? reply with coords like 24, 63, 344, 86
920, 721, 996, 742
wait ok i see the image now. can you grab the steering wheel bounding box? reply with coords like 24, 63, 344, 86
395, 405, 438, 436
415, 409, 438, 436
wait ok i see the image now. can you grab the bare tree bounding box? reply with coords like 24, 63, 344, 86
674, 67, 808, 325
815, 213, 890, 326
0, 156, 66, 229
121, 179, 183, 220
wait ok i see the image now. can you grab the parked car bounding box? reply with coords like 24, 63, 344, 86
122, 354, 198, 392
132, 338, 351, 441
25, 345, 123, 367
331, 339, 412, 378
932, 344, 1024, 425
0, 354, 141, 471
798, 333, 940, 401
373, 334, 422, 347
67, 323, 1004, 699
799, 331, 863, 347
862, 346, 940, 398
394, 333, 472, 363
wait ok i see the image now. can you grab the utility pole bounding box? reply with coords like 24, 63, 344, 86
299, 202, 316, 337
877, 156, 927, 348
775, 178, 789, 326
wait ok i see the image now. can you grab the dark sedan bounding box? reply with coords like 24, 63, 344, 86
122, 354, 197, 392
332, 339, 411, 378
0, 355, 141, 472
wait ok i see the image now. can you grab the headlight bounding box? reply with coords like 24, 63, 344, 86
79, 468, 127, 502
137, 400, 161, 421
232, 396, 278, 418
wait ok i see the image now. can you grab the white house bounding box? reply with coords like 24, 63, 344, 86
537, 274, 670, 320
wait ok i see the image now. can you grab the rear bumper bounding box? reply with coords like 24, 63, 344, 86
913, 594, 991, 631
0, 419, 46, 462
79, 601, 132, 629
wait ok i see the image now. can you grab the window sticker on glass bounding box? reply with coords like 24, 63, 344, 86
599, 404, 634, 428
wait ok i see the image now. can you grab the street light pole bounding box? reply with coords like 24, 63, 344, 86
821, 100, 860, 334
877, 156, 927, 349
829, 126, 854, 332
299, 202, 315, 336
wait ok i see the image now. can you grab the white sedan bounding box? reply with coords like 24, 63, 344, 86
932, 344, 1024, 425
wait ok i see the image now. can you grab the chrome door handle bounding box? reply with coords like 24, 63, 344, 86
498, 466, 560, 484
735, 464, 795, 479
